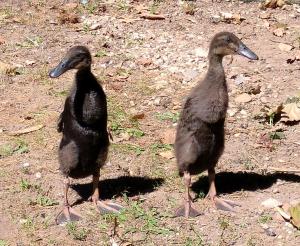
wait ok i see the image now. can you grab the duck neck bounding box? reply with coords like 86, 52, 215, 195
206, 53, 225, 79
75, 66, 96, 88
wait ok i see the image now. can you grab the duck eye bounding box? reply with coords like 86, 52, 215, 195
225, 36, 230, 43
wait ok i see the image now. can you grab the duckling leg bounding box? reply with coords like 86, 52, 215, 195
207, 168, 240, 211
175, 171, 201, 218
91, 172, 123, 214
56, 177, 82, 225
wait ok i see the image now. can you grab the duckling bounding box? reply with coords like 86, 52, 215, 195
175, 32, 258, 217
49, 46, 123, 224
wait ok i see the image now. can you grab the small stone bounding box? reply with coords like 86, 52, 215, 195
25, 60, 36, 66
234, 74, 246, 85
260, 12, 271, 19
194, 48, 208, 57
261, 198, 283, 208
234, 93, 252, 103
183, 69, 198, 82
240, 109, 247, 115
278, 159, 286, 163
89, 23, 101, 30
137, 58, 152, 67
19, 219, 28, 224
278, 43, 293, 52
22, 162, 30, 168
273, 28, 285, 37
272, 188, 279, 194
260, 97, 268, 103
154, 97, 161, 106
228, 109, 238, 117
35, 172, 42, 179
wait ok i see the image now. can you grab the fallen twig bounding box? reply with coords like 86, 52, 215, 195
7, 124, 44, 136
140, 13, 166, 20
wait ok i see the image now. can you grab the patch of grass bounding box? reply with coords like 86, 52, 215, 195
84, 2, 98, 14
20, 179, 31, 191
185, 237, 203, 246
247, 236, 256, 246
0, 139, 29, 158
149, 1, 160, 14
21, 217, 35, 232
116, 0, 131, 12
156, 111, 180, 123
218, 216, 229, 230
17, 36, 43, 48
0, 240, 7, 246
111, 143, 145, 156
107, 96, 128, 126
47, 239, 58, 245
95, 49, 108, 58
196, 190, 206, 199
151, 143, 173, 154
110, 123, 144, 138
0, 143, 14, 158
259, 213, 272, 224
183, 2, 197, 15
128, 201, 171, 235
36, 195, 59, 207
243, 159, 256, 171
0, 7, 13, 21
269, 130, 285, 140
49, 89, 69, 97
14, 139, 29, 154
66, 222, 89, 241
126, 128, 145, 138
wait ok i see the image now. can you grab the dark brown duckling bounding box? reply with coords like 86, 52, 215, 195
49, 46, 123, 225
175, 32, 258, 217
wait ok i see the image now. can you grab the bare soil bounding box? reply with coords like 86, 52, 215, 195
0, 0, 300, 245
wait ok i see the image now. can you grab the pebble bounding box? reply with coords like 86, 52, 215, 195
240, 109, 247, 115
35, 172, 42, 179
22, 162, 30, 168
154, 97, 161, 106
234, 93, 252, 103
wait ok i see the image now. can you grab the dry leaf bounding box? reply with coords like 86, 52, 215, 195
0, 36, 5, 45
159, 150, 174, 159
289, 203, 300, 229
278, 43, 293, 52
219, 12, 245, 24
160, 128, 176, 144
0, 61, 17, 76
8, 124, 44, 136
262, 0, 286, 9
281, 103, 300, 122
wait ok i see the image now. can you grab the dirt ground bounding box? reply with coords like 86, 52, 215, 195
0, 0, 300, 245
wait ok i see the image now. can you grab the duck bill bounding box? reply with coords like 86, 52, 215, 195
49, 60, 69, 78
237, 44, 258, 60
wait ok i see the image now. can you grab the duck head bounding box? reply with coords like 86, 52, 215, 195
209, 32, 258, 60
49, 46, 92, 78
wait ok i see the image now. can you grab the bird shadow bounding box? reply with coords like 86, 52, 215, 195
71, 176, 164, 206
191, 171, 300, 195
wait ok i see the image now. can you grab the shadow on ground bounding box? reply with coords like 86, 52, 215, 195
191, 171, 300, 195
71, 176, 164, 204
